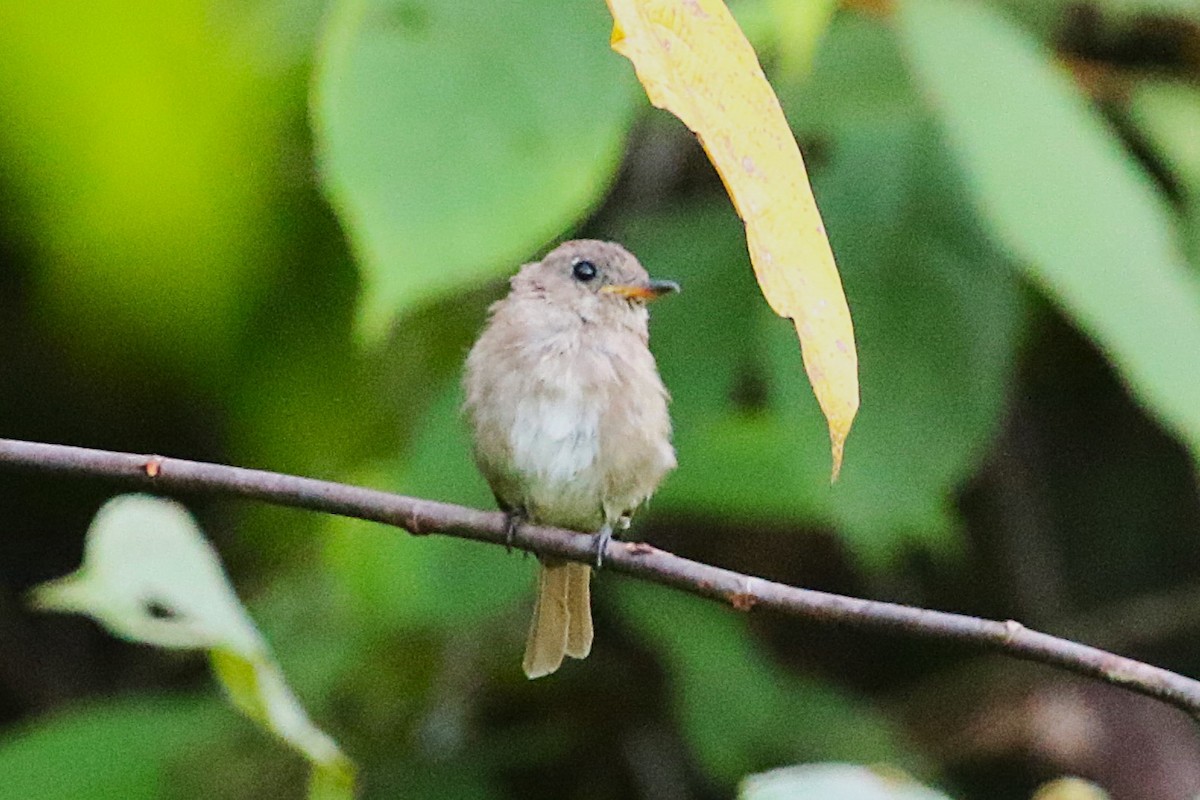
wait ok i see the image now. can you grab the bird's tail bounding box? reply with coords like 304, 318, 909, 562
523, 560, 593, 679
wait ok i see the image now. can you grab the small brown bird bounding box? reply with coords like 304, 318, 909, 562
463, 240, 678, 679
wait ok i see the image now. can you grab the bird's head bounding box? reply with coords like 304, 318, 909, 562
514, 240, 679, 324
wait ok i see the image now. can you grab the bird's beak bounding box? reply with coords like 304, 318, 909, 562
602, 279, 681, 302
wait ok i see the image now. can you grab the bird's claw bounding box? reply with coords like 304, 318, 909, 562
592, 524, 614, 570
504, 509, 526, 554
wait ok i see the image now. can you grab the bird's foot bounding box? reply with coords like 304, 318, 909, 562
504, 509, 526, 554
592, 524, 614, 569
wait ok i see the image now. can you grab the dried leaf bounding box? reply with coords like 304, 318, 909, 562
606, 0, 859, 478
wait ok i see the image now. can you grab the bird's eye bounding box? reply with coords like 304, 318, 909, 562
572, 260, 598, 282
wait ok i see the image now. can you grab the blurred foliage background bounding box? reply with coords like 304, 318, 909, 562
0, 0, 1199, 797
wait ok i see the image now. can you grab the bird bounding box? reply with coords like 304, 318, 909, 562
463, 239, 678, 679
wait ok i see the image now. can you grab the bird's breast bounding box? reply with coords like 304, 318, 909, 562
466, 318, 672, 532
511, 389, 600, 482
506, 368, 607, 530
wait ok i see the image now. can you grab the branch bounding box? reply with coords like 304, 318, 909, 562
3, 436, 1199, 721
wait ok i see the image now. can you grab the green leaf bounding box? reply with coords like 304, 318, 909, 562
740, 764, 953, 800
210, 651, 356, 800
766, 0, 839, 81
1124, 78, 1200, 266
322, 383, 530, 631
810, 121, 1025, 550
30, 495, 355, 797
1126, 79, 1200, 201
782, 14, 916, 134
621, 119, 1024, 558
0, 697, 223, 800
313, 0, 638, 340
614, 582, 911, 786
308, 765, 359, 800
30, 495, 267, 655
897, 0, 1200, 458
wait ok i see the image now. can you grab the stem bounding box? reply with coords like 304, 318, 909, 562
3, 437, 1199, 720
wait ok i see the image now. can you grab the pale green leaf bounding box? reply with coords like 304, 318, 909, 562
30, 495, 355, 798
740, 764, 953, 800
30, 494, 266, 655
211, 650, 356, 800
897, 0, 1200, 457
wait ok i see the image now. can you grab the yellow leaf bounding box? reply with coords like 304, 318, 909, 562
606, 0, 859, 478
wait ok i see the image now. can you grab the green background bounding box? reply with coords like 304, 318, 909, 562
0, 0, 1198, 797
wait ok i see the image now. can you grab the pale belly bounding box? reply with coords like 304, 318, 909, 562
508, 393, 607, 532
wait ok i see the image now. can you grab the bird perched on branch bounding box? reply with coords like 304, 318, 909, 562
463, 240, 678, 678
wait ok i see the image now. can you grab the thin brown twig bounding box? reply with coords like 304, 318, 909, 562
2, 437, 1200, 721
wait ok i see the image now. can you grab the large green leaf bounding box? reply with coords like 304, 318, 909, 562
0, 697, 223, 800
808, 120, 1024, 549
313, 0, 639, 340
621, 122, 1024, 558
897, 0, 1200, 458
